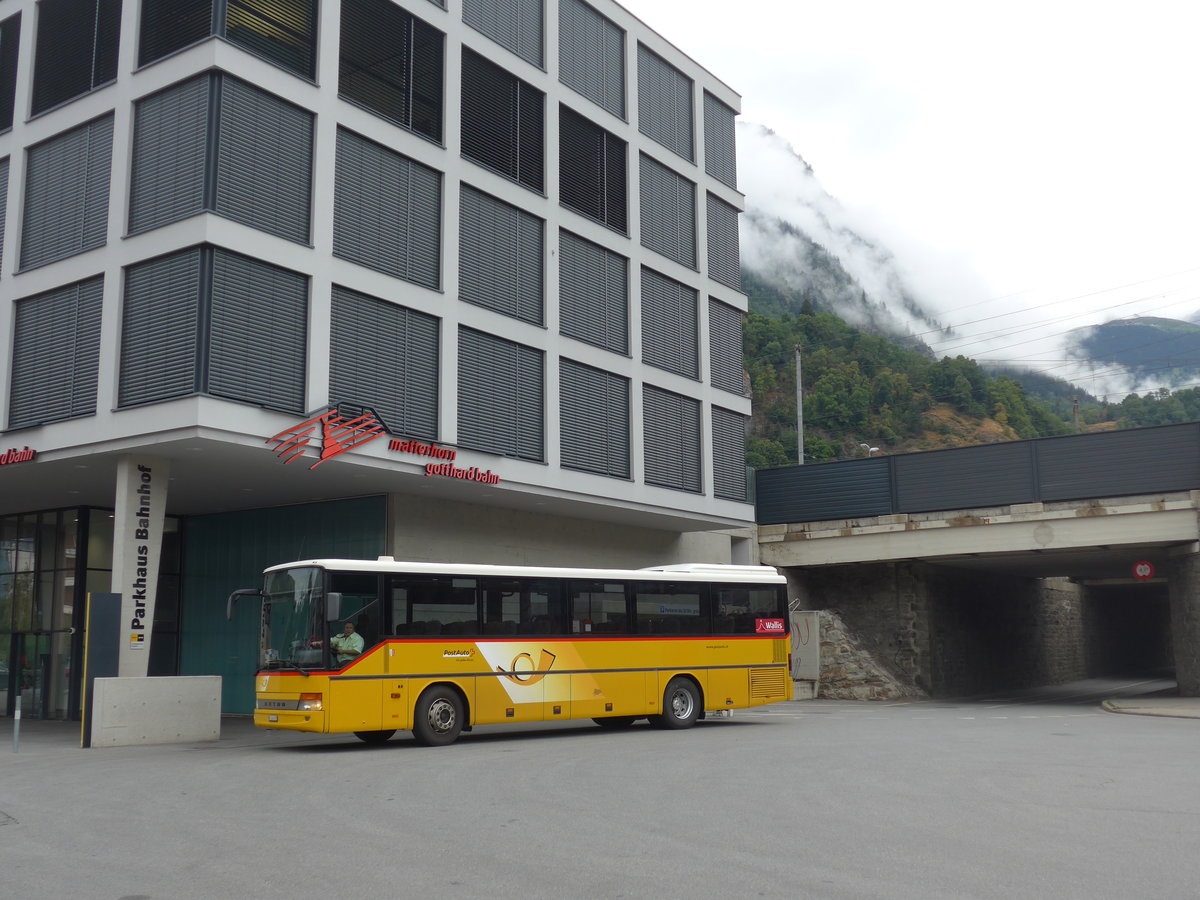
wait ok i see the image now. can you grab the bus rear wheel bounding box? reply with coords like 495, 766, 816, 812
413, 686, 464, 746
354, 729, 396, 744
652, 677, 701, 730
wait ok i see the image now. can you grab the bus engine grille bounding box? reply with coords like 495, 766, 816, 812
750, 667, 787, 700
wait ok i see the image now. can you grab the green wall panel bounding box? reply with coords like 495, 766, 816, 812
181, 496, 386, 713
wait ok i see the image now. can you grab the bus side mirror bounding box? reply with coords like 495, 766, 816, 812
326, 592, 343, 621
227, 588, 261, 621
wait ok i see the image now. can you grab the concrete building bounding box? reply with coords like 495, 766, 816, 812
0, 0, 752, 717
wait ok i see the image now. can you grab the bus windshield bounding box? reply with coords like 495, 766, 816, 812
261, 566, 327, 671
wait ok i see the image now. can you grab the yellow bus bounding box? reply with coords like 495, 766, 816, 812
228, 557, 792, 745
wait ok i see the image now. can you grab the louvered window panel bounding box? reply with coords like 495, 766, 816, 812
703, 91, 737, 188
0, 13, 20, 131
9, 277, 103, 429
129, 76, 210, 234
459, 185, 543, 324
559, 104, 626, 232
21, 115, 113, 270
637, 44, 693, 161
138, 0, 212, 66
340, 0, 444, 141
712, 405, 748, 501
130, 74, 313, 242
31, 0, 120, 115
333, 127, 442, 290
139, 0, 316, 79
640, 154, 695, 268
641, 267, 698, 379
560, 359, 629, 477
119, 248, 204, 407
226, 0, 316, 78
706, 193, 741, 290
643, 385, 701, 493
0, 157, 8, 273
463, 0, 543, 67
559, 230, 627, 354
215, 78, 313, 242
208, 249, 307, 413
120, 246, 306, 412
458, 327, 544, 461
709, 297, 745, 395
330, 285, 440, 439
558, 0, 624, 118
461, 49, 544, 192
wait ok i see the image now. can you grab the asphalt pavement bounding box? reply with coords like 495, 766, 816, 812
3, 677, 1198, 900
2, 676, 1196, 756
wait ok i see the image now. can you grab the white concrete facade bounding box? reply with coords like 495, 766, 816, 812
0, 0, 752, 550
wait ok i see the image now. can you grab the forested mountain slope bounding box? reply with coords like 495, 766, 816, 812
737, 124, 1200, 466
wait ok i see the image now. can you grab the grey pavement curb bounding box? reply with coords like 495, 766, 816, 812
1102, 699, 1200, 719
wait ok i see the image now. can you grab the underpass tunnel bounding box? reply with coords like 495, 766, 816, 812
1080, 582, 1172, 679
788, 556, 1180, 700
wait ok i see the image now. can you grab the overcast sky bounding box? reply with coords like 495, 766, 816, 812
622, 0, 1200, 395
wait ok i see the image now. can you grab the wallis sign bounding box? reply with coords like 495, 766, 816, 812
267, 405, 501, 485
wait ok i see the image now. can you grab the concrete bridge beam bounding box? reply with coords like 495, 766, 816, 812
761, 493, 1200, 569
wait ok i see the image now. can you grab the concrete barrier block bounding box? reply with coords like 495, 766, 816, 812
791, 680, 818, 700
90, 676, 222, 747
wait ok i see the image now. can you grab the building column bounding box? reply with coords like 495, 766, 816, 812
112, 455, 170, 677
1167, 549, 1200, 696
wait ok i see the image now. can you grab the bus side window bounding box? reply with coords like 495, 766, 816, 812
484, 578, 566, 636
328, 572, 381, 649
633, 581, 706, 634
569, 581, 630, 634
716, 586, 783, 633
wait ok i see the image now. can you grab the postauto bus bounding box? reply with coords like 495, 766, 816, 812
228, 558, 792, 745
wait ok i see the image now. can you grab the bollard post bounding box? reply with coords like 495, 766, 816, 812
12, 692, 20, 753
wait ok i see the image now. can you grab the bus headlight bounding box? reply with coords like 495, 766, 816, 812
297, 693, 323, 711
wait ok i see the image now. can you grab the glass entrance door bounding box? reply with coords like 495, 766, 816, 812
5, 632, 73, 720
1, 510, 81, 720
10, 633, 43, 718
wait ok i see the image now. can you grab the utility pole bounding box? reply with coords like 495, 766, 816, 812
1072, 395, 1081, 433
795, 344, 804, 465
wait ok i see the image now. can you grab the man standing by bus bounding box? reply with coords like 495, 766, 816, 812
330, 622, 364, 666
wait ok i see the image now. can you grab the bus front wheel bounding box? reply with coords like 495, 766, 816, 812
652, 677, 701, 730
413, 686, 464, 746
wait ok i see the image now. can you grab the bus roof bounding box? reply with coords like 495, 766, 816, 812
264, 558, 786, 584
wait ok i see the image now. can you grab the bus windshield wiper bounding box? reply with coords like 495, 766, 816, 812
275, 660, 310, 676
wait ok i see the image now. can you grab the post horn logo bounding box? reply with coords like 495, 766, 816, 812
496, 649, 557, 685
267, 404, 388, 470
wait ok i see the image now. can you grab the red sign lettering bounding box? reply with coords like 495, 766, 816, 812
424, 462, 501, 485
388, 438, 457, 461
266, 408, 501, 486
0, 446, 37, 466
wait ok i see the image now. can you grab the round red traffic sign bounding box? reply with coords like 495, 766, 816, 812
1133, 561, 1155, 581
